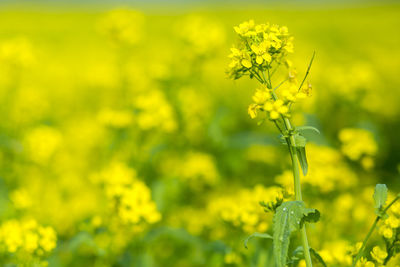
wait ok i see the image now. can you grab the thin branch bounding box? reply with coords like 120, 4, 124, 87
297, 51, 315, 93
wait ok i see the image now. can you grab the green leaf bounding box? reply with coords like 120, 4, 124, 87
374, 184, 388, 215
296, 126, 321, 135
310, 248, 327, 267
292, 133, 308, 175
296, 146, 308, 176
302, 207, 320, 226
244, 232, 273, 249
294, 134, 307, 147
273, 201, 320, 267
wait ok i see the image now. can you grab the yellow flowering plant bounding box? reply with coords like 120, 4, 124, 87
229, 20, 400, 267
228, 19, 320, 267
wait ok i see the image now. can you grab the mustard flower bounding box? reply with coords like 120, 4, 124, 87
228, 20, 294, 80
370, 246, 388, 264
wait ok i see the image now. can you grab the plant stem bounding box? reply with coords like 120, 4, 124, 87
284, 118, 313, 267
267, 70, 313, 267
352, 194, 400, 266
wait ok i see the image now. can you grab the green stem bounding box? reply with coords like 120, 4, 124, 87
267, 70, 313, 267
284, 118, 312, 267
352, 194, 400, 266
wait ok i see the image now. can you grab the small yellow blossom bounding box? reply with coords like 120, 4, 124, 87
0, 219, 57, 261
339, 128, 377, 166
370, 246, 388, 264
379, 224, 393, 239
356, 257, 375, 267
248, 103, 258, 119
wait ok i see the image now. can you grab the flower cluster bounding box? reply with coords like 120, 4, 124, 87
133, 89, 177, 133
0, 219, 57, 266
339, 128, 377, 169
93, 162, 161, 228
276, 144, 357, 193
227, 21, 312, 121
208, 185, 291, 234
228, 20, 293, 80
378, 200, 400, 240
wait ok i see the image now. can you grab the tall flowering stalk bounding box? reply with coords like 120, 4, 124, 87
228, 20, 318, 267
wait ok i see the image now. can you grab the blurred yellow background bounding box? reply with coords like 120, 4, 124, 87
0, 1, 399, 266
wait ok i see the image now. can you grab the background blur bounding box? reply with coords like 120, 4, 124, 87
0, 0, 399, 266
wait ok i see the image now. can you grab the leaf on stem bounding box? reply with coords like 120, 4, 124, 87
310, 248, 327, 267
374, 184, 388, 216
244, 232, 273, 249
296, 126, 321, 135
294, 134, 308, 175
273, 201, 320, 267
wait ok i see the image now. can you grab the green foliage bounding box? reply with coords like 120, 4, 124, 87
244, 232, 273, 249
296, 126, 321, 136
288, 247, 327, 267
374, 184, 388, 216
273, 201, 320, 267
310, 248, 327, 267
293, 133, 308, 176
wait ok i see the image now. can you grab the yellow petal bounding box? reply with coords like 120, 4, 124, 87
270, 111, 279, 120
241, 59, 252, 68
248, 104, 258, 119
262, 53, 272, 63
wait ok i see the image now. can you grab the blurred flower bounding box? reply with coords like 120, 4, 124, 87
133, 89, 177, 133
339, 128, 377, 169
0, 219, 56, 265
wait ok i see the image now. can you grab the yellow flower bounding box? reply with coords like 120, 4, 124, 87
248, 103, 258, 119
234, 20, 255, 36
252, 87, 271, 104
356, 257, 375, 267
228, 20, 294, 80
264, 99, 289, 120
379, 225, 393, 239
251, 41, 272, 65
370, 246, 388, 264
339, 128, 377, 162
241, 58, 252, 68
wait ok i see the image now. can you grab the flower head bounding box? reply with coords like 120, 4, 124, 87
228, 20, 294, 80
